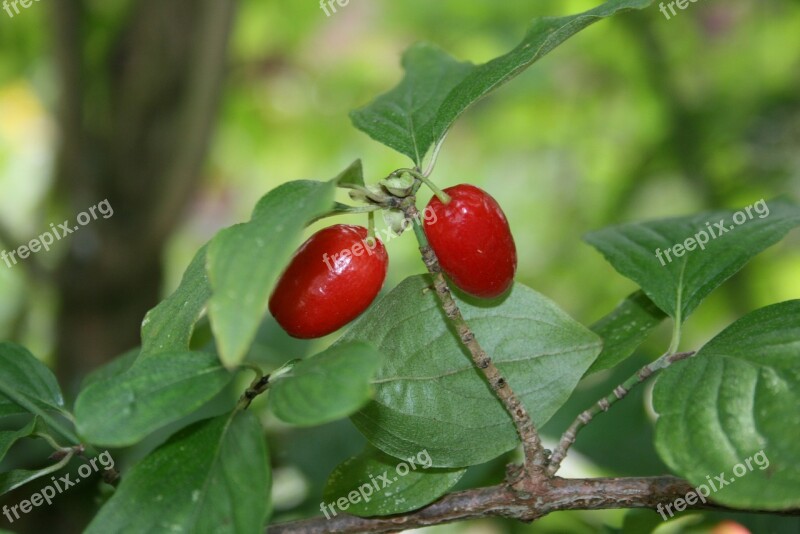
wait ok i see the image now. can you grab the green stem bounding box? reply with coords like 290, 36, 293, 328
668, 316, 682, 354
240, 363, 265, 382
234, 358, 302, 412
368, 210, 375, 238
4, 451, 76, 495
0, 382, 81, 445
0, 383, 121, 485
60, 410, 77, 425
668, 264, 686, 354
410, 211, 429, 246
34, 432, 68, 452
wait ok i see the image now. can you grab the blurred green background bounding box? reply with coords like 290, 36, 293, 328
0, 0, 798, 532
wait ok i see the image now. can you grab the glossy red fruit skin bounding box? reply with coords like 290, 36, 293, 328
424, 184, 517, 298
269, 224, 388, 339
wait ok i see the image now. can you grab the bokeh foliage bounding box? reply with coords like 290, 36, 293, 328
1, 0, 799, 532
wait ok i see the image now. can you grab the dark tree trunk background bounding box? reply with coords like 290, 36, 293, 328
51, 0, 236, 392
6, 1, 237, 532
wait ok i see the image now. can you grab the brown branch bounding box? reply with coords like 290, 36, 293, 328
547, 350, 696, 475
269, 475, 800, 533
401, 200, 547, 482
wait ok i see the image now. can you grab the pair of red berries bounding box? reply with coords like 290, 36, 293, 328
269, 184, 518, 338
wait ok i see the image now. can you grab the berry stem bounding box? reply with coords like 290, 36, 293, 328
368, 210, 375, 239
395, 169, 451, 204
546, 350, 696, 476
402, 199, 547, 484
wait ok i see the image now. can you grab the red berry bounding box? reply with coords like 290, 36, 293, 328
424, 184, 517, 298
269, 224, 388, 339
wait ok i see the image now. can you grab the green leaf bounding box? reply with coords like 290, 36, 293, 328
434, 0, 652, 155
333, 159, 365, 188
141, 161, 361, 365
352, 0, 652, 164
75, 352, 234, 447
0, 467, 62, 496
619, 510, 668, 534
207, 179, 338, 369
0, 452, 73, 496
323, 446, 465, 517
654, 301, 800, 509
270, 342, 384, 427
0, 418, 37, 462
585, 197, 800, 322
80, 348, 139, 390
587, 291, 666, 374
0, 343, 64, 418
351, 44, 473, 165
140, 246, 212, 358
343, 275, 601, 467
85, 412, 270, 534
